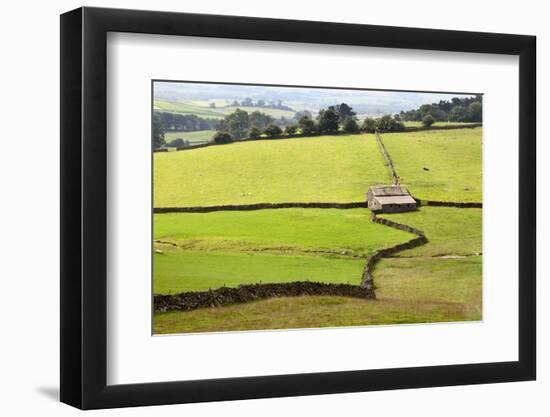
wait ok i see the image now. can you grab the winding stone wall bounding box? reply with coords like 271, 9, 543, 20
360, 213, 428, 288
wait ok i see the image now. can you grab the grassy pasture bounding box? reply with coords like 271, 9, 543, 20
153, 209, 413, 294
154, 100, 223, 118
154, 251, 366, 294
154, 99, 296, 119
154, 206, 482, 333
188, 99, 232, 107
152, 125, 483, 333
154, 257, 481, 332
164, 130, 216, 145
154, 283, 479, 333
379, 206, 482, 257
154, 209, 411, 257
381, 127, 482, 202
154, 134, 390, 207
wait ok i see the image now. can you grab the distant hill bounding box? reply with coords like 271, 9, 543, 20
154, 81, 477, 117
154, 99, 296, 120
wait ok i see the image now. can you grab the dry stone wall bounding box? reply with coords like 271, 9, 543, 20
360, 213, 428, 288
420, 200, 482, 208
154, 201, 368, 213
402, 123, 482, 133
375, 132, 399, 185
154, 281, 375, 312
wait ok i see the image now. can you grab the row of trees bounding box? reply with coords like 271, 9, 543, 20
213, 103, 407, 144
228, 98, 293, 111
217, 109, 277, 139
399, 95, 483, 123
361, 114, 405, 133
154, 96, 477, 148
156, 112, 219, 131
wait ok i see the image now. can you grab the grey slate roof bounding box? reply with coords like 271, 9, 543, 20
374, 195, 416, 205
368, 185, 411, 196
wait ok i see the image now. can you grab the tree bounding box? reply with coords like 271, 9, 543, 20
342, 117, 359, 133
249, 111, 274, 130
317, 108, 340, 133
294, 110, 312, 122
334, 103, 356, 122
298, 116, 316, 135
156, 112, 218, 131
399, 96, 483, 123
213, 131, 233, 144
376, 114, 405, 132
375, 115, 393, 131
218, 109, 250, 139
166, 138, 187, 148
264, 124, 282, 138
248, 126, 262, 139
468, 101, 482, 122
241, 97, 254, 107
284, 125, 298, 135
152, 114, 165, 149
448, 105, 469, 122
422, 114, 435, 127
361, 117, 377, 133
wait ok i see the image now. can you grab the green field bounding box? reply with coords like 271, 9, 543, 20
154, 251, 366, 294
154, 99, 296, 119
381, 128, 482, 201
154, 134, 390, 207
154, 207, 482, 333
164, 130, 215, 145
373, 206, 482, 320
379, 206, 482, 257
154, 99, 224, 118
153, 128, 482, 333
153, 209, 413, 294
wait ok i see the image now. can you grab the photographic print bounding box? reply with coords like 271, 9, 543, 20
152, 81, 482, 335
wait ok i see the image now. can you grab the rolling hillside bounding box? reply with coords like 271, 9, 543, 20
154, 99, 296, 119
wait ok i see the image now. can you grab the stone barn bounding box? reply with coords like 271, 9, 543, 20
367, 185, 417, 213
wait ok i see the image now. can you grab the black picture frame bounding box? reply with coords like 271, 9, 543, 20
60, 6, 536, 410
